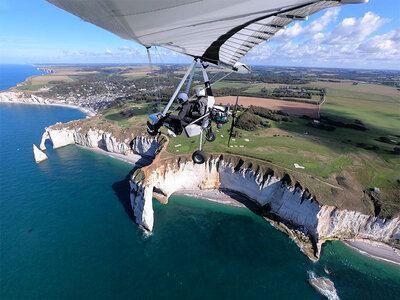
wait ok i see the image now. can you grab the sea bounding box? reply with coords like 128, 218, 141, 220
0, 65, 399, 299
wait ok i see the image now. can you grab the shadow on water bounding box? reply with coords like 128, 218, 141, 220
111, 157, 152, 222
112, 172, 135, 222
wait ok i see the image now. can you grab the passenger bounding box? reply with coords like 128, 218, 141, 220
182, 87, 208, 126
191, 87, 208, 119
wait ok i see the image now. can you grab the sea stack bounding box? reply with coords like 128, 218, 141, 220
33, 144, 48, 163
308, 276, 339, 300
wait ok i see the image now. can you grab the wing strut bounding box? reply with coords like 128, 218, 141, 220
185, 62, 196, 95
162, 59, 197, 116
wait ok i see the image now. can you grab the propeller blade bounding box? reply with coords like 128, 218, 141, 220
227, 95, 239, 147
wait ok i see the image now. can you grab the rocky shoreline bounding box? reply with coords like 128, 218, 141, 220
180, 189, 400, 265
343, 240, 400, 266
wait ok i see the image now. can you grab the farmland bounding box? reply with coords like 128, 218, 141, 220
90, 65, 399, 218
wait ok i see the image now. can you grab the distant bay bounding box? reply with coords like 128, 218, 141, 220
0, 64, 46, 91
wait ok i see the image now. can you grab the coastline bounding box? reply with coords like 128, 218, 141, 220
76, 145, 153, 167
0, 99, 96, 117
176, 189, 400, 267
24, 99, 398, 268
43, 102, 96, 117
343, 240, 400, 267
5, 76, 397, 269
174, 189, 252, 208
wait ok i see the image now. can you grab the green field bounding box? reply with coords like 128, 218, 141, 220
81, 68, 400, 218
159, 80, 400, 218
122, 74, 149, 80
209, 81, 250, 90
16, 84, 49, 91
326, 87, 399, 104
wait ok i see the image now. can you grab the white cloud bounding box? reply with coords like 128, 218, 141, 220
323, 12, 388, 45
357, 28, 400, 57
55, 11, 398, 69
273, 22, 303, 42
272, 7, 340, 42
245, 11, 400, 69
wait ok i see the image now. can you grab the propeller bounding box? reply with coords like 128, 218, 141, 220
227, 95, 239, 147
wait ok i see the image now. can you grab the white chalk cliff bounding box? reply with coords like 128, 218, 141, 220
39, 126, 160, 157
0, 92, 50, 104
130, 156, 400, 260
35, 121, 399, 261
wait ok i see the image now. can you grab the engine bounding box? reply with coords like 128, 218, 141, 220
210, 105, 230, 125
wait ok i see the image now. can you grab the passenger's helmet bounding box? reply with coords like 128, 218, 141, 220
177, 93, 188, 104
195, 87, 206, 97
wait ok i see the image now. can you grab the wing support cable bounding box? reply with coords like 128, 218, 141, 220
146, 47, 161, 111
210, 71, 233, 87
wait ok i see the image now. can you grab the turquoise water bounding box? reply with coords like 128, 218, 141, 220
0, 103, 399, 298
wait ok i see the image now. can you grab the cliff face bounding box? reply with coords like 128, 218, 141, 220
0, 92, 50, 104
40, 124, 161, 158
130, 156, 399, 259
35, 118, 399, 261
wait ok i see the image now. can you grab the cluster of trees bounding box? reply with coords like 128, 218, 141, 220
248, 105, 290, 122
320, 116, 369, 131
307, 121, 336, 132
376, 136, 400, 145
234, 105, 292, 131
270, 88, 312, 99
304, 115, 369, 132
235, 111, 270, 131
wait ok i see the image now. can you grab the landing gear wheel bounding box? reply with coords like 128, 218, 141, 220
205, 131, 216, 142
192, 150, 206, 164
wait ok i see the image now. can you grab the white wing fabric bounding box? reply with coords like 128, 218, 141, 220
45, 0, 365, 71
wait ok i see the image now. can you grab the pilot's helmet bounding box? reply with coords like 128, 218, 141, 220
195, 87, 206, 97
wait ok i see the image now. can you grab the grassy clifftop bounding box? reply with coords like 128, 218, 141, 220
52, 66, 399, 219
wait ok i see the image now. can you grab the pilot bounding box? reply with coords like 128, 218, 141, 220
147, 93, 191, 135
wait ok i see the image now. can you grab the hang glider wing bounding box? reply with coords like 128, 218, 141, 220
46, 0, 367, 71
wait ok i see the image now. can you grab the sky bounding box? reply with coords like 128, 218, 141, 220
0, 0, 399, 70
